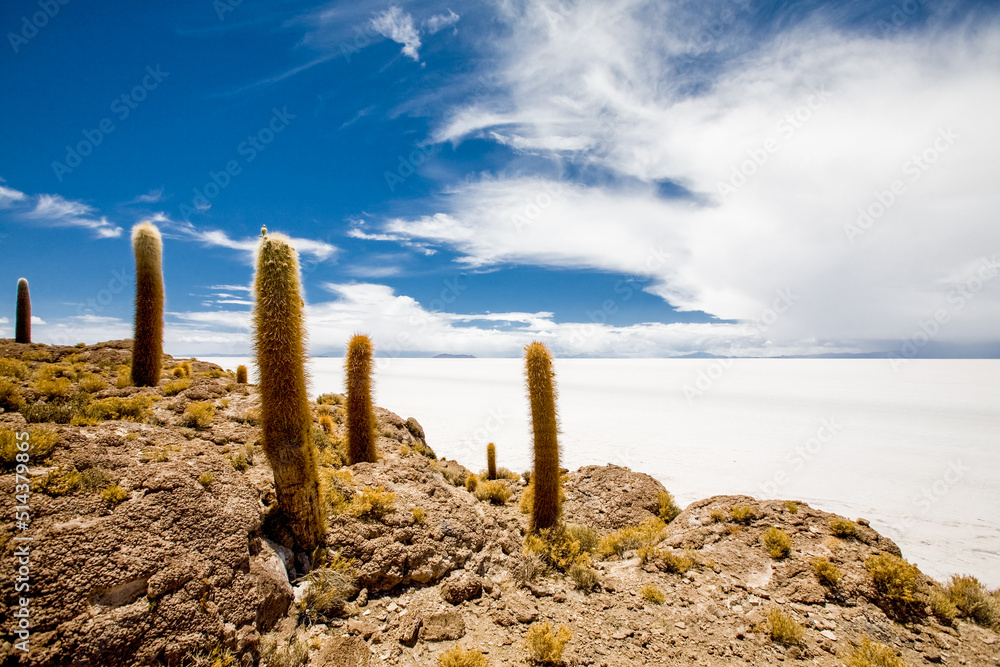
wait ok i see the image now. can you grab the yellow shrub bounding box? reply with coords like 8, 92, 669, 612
32, 467, 82, 496
182, 402, 216, 429
437, 646, 488, 667
115, 365, 133, 388
766, 608, 803, 646
929, 587, 958, 622
524, 524, 585, 573
0, 358, 30, 379
845, 637, 910, 667
811, 557, 842, 587
318, 414, 334, 434
865, 554, 922, 603
783, 500, 799, 514
597, 517, 666, 559
198, 472, 214, 488
569, 562, 600, 591
101, 484, 129, 504
412, 507, 426, 524
0, 378, 24, 412
474, 480, 512, 505
349, 486, 395, 520
657, 490, 681, 522
465, 473, 479, 493
566, 523, 599, 554
84, 395, 152, 422
162, 378, 191, 396
762, 526, 791, 559
78, 374, 106, 393
34, 376, 72, 400
830, 517, 858, 538
641, 584, 665, 604
709, 508, 727, 523
730, 506, 756, 524
0, 425, 59, 467
525, 622, 570, 664
947, 575, 999, 627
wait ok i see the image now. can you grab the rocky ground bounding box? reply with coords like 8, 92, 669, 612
0, 340, 998, 667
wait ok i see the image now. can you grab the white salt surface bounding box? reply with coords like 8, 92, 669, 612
200, 357, 1000, 588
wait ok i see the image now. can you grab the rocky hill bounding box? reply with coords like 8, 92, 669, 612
0, 340, 997, 666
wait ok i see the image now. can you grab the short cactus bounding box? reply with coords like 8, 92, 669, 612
15, 278, 30, 344
252, 233, 323, 551
525, 341, 561, 532
236, 364, 248, 384
345, 334, 377, 464
487, 442, 497, 480
130, 222, 164, 387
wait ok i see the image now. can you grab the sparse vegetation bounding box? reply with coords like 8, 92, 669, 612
318, 414, 334, 434
830, 516, 859, 538
412, 506, 426, 524
811, 557, 843, 587
946, 574, 1000, 628
929, 587, 958, 622
762, 526, 792, 559
641, 584, 665, 604
710, 508, 727, 523
78, 373, 106, 393
597, 517, 665, 559
657, 490, 681, 522
34, 376, 72, 400
438, 646, 489, 667
783, 500, 799, 514
766, 608, 803, 646
198, 472, 214, 488
258, 631, 309, 667
525, 622, 571, 665
32, 467, 82, 496
81, 395, 153, 422
474, 479, 511, 505
845, 637, 911, 667
730, 505, 756, 524
162, 378, 191, 396
297, 567, 356, 622
182, 402, 216, 429
569, 561, 600, 592
566, 523, 599, 554
348, 486, 395, 521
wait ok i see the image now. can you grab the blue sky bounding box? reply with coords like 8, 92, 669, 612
1, 0, 999, 357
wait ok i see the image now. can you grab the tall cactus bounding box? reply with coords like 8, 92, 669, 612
345, 334, 377, 464
487, 442, 497, 480
15, 278, 30, 344
130, 222, 164, 387
252, 233, 323, 551
525, 341, 560, 532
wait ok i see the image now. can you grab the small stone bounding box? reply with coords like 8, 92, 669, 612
857, 518, 870, 526
924, 654, 943, 664
356, 588, 368, 607
420, 612, 466, 642
674, 622, 686, 630
386, 602, 399, 613
786, 647, 802, 660
820, 629, 837, 641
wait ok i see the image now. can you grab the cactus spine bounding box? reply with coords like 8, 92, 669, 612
15, 278, 30, 344
345, 334, 377, 464
236, 365, 248, 384
487, 442, 497, 480
130, 222, 164, 387
252, 233, 323, 551
525, 341, 560, 532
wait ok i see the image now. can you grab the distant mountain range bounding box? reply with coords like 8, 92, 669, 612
433, 353, 477, 359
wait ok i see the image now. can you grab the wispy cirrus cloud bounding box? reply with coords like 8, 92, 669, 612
147, 212, 339, 263
24, 194, 122, 238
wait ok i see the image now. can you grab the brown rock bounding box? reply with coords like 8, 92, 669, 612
311, 636, 373, 667
420, 611, 466, 641
562, 465, 670, 530
398, 616, 422, 647
441, 572, 484, 605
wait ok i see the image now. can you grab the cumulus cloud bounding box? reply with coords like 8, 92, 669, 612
377, 0, 1000, 347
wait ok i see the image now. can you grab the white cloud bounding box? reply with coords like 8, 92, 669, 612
0, 184, 26, 208
30, 316, 45, 325
424, 9, 459, 34
381, 1, 1000, 347
371, 6, 422, 61
20, 194, 122, 238
127, 188, 164, 204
